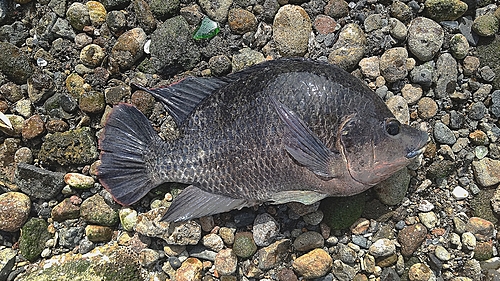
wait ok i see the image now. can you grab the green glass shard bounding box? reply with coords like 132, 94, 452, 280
193, 17, 220, 40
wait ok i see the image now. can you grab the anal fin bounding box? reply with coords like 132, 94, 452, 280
161, 185, 250, 222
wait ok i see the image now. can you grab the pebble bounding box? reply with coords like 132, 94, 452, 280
358, 56, 380, 79
21, 115, 45, 140
137, 248, 160, 268
418, 211, 438, 229
449, 34, 469, 60
452, 186, 469, 200
466, 217, 494, 241
198, 0, 231, 22
51, 198, 80, 222
19, 218, 52, 261
257, 239, 291, 270
369, 238, 396, 258
408, 263, 433, 281
66, 2, 90, 31
228, 8, 257, 35
292, 248, 332, 279
434, 122, 456, 145
175, 257, 203, 281
231, 48, 265, 72
273, 5, 311, 57
472, 14, 499, 37
233, 232, 257, 258
0, 42, 33, 84
253, 213, 280, 247
110, 28, 146, 71
472, 158, 500, 187
379, 47, 409, 83
474, 240, 493, 261
417, 97, 438, 119
391, 0, 413, 22
302, 210, 324, 225
386, 96, 410, 124
64, 173, 94, 189
202, 233, 224, 252
332, 259, 358, 280
85, 225, 113, 242
0, 192, 31, 232
87, 1, 107, 26
119, 208, 138, 231
424, 0, 467, 22
463, 56, 480, 76
293, 231, 324, 252
218, 227, 235, 245
14, 147, 33, 164
435, 245, 451, 261
324, 0, 349, 18
328, 23, 366, 70
389, 18, 407, 40
398, 223, 427, 257
80, 194, 119, 226
401, 84, 423, 105
313, 15, 337, 35
79, 90, 105, 114
410, 62, 434, 88
435, 53, 458, 99
462, 232, 476, 251
15, 163, 65, 200
407, 17, 444, 61
214, 249, 237, 275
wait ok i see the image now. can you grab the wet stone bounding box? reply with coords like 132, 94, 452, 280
293, 231, 324, 252
273, 5, 312, 57
80, 194, 119, 226
233, 232, 257, 258
398, 223, 427, 257
0, 192, 31, 232
292, 248, 333, 279
407, 17, 444, 61
19, 218, 51, 261
38, 127, 98, 166
51, 198, 80, 222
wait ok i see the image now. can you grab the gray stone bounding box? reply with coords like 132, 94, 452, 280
59, 226, 85, 248
369, 238, 396, 258
410, 61, 434, 88
198, 0, 232, 22
15, 163, 65, 200
328, 23, 366, 70
450, 34, 470, 60
374, 168, 411, 206
66, 2, 90, 31
407, 17, 443, 61
379, 47, 408, 83
231, 48, 265, 72
293, 231, 324, 252
435, 53, 458, 99
253, 213, 280, 247
51, 18, 76, 40
434, 122, 457, 145
0, 42, 33, 84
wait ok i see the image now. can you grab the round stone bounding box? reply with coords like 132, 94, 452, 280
214, 249, 237, 275
0, 192, 31, 232
110, 28, 147, 71
369, 238, 396, 258
86, 1, 107, 26
293, 248, 333, 279
80, 44, 105, 67
66, 2, 91, 31
472, 14, 499, 37
408, 263, 433, 281
64, 173, 95, 189
293, 231, 324, 252
424, 0, 467, 22
22, 115, 45, 139
202, 233, 224, 252
328, 23, 366, 70
449, 34, 469, 60
407, 17, 443, 62
273, 5, 312, 57
452, 186, 469, 200
401, 84, 423, 104
233, 232, 257, 258
228, 8, 257, 35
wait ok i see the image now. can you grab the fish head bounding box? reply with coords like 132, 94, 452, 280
339, 114, 428, 186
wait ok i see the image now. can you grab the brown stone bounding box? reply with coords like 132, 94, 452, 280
398, 223, 427, 257
22, 115, 45, 139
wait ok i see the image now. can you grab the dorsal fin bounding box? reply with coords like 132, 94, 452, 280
133, 77, 227, 126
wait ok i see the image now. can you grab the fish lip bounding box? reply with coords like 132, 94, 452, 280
406, 145, 426, 159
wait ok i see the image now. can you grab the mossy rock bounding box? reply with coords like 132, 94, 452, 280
19, 218, 52, 262
320, 192, 367, 230
477, 36, 500, 90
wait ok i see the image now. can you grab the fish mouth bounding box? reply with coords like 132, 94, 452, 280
406, 145, 426, 159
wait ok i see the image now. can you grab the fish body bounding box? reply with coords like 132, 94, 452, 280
98, 58, 428, 221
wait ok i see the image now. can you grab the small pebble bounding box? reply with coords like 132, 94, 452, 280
452, 186, 469, 200
369, 238, 396, 258
462, 232, 477, 251
292, 248, 333, 279
408, 263, 433, 281
293, 231, 324, 252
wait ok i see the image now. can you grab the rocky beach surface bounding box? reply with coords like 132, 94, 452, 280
1, 0, 500, 280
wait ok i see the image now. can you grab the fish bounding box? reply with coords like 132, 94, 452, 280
97, 58, 428, 222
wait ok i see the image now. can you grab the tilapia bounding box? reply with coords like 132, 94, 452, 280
98, 58, 428, 222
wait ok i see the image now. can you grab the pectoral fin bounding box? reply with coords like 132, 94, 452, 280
271, 98, 338, 180
161, 185, 250, 222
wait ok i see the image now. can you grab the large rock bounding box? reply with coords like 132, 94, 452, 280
0, 42, 33, 84
15, 163, 65, 200
273, 5, 311, 57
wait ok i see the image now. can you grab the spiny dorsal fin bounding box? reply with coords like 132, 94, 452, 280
271, 97, 339, 180
133, 77, 227, 126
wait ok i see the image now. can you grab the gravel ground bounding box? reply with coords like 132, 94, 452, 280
1, 0, 500, 280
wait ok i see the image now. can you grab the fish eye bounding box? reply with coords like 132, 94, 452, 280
385, 119, 400, 136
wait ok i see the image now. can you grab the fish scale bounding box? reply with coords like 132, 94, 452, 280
98, 58, 428, 222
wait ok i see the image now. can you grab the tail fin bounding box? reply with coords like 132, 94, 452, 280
98, 103, 163, 205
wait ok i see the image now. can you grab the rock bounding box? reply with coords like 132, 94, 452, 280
202, 233, 224, 252
38, 127, 98, 166
149, 16, 200, 74
287, 201, 320, 216
0, 248, 17, 280
273, 5, 311, 57
408, 263, 433, 281
452, 186, 469, 200
407, 17, 443, 62
214, 249, 237, 275
85, 225, 113, 242
328, 23, 366, 70
138, 249, 160, 268
133, 0, 156, 33
253, 213, 280, 247
118, 208, 137, 231
374, 168, 411, 206
337, 242, 357, 264
468, 102, 486, 120
292, 248, 332, 279
233, 232, 257, 258
15, 163, 65, 200
364, 14, 383, 32
66, 2, 90, 31
434, 122, 456, 145
332, 259, 358, 280
0, 192, 30, 232
228, 8, 257, 35
389, 18, 407, 41
450, 34, 470, 60
386, 95, 410, 124
302, 210, 323, 225
257, 239, 291, 270
150, 0, 179, 20
379, 47, 409, 83
390, 0, 413, 22
0, 42, 33, 84
64, 173, 94, 189
435, 245, 451, 261
324, 0, 349, 18
110, 28, 146, 71
51, 198, 80, 222
398, 223, 427, 257
472, 14, 499, 37
401, 84, 422, 105
106, 10, 127, 35
369, 238, 396, 258
466, 217, 494, 241
313, 15, 337, 35
321, 193, 366, 230
418, 211, 439, 229
474, 241, 493, 261
19, 218, 52, 261
417, 97, 438, 119
231, 48, 265, 72
293, 231, 324, 252
462, 232, 476, 251
59, 226, 84, 249
424, 0, 467, 21
472, 158, 500, 187
358, 56, 380, 79
410, 62, 434, 88
80, 194, 119, 226
175, 257, 203, 281
86, 1, 106, 26
198, 0, 232, 22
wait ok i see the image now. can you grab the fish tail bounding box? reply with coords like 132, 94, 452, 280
98, 103, 164, 205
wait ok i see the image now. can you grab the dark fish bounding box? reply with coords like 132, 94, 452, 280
98, 58, 428, 222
